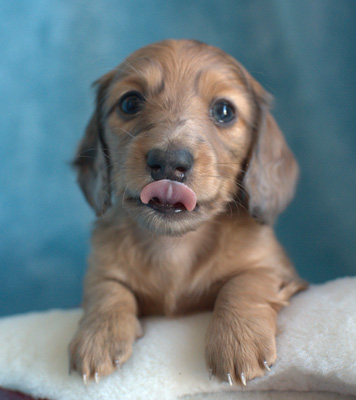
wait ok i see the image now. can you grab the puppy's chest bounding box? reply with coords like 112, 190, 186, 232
123, 246, 217, 316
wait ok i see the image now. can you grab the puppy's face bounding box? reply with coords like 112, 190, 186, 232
75, 40, 298, 235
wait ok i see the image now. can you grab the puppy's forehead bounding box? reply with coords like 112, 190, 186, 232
110, 41, 249, 98
113, 56, 165, 95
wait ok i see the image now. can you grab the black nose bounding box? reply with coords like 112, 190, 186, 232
147, 148, 194, 182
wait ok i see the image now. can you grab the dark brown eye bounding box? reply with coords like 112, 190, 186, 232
210, 100, 236, 125
118, 91, 144, 115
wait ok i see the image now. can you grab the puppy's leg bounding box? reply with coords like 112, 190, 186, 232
69, 279, 142, 382
205, 269, 300, 385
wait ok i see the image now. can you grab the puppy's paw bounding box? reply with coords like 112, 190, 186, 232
69, 313, 142, 383
205, 314, 276, 386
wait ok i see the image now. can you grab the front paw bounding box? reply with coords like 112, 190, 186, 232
69, 313, 142, 383
205, 313, 276, 385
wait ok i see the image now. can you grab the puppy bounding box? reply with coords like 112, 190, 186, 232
69, 39, 306, 386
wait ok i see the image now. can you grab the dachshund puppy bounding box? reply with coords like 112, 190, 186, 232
69, 39, 306, 386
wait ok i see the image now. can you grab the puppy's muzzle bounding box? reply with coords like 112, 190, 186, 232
141, 147, 197, 213
147, 148, 194, 183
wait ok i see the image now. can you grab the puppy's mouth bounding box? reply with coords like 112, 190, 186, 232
140, 179, 197, 215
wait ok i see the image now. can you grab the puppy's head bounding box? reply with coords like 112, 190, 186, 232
74, 40, 298, 235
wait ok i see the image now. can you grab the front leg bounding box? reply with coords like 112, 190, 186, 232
205, 268, 300, 386
69, 278, 142, 383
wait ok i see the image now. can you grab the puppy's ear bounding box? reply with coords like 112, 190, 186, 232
73, 71, 115, 216
242, 74, 299, 224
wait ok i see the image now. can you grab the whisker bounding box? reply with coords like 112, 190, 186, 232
122, 186, 129, 208
75, 146, 111, 161
113, 126, 135, 139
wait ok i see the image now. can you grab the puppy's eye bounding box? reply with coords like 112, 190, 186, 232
118, 91, 144, 115
210, 100, 236, 125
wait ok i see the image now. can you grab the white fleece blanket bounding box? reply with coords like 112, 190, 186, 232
0, 278, 355, 400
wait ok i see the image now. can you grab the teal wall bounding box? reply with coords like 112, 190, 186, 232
1, 0, 355, 315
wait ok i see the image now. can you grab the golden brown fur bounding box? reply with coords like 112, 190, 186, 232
69, 39, 306, 385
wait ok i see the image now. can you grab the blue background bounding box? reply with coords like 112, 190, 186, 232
1, 0, 355, 316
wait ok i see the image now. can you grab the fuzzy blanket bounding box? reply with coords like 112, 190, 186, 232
0, 278, 355, 400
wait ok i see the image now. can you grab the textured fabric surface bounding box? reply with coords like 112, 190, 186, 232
1, 1, 356, 317
0, 278, 355, 400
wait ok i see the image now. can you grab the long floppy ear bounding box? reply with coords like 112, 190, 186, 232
72, 71, 115, 216
242, 75, 299, 224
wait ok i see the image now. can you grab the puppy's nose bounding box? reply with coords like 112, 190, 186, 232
147, 148, 194, 182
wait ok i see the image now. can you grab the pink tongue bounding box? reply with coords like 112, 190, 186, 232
140, 179, 197, 212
